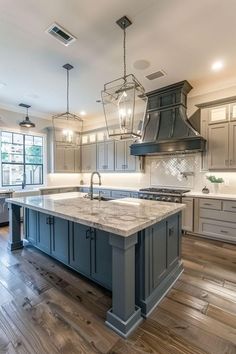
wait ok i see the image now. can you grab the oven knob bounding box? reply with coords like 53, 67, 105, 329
155, 196, 160, 200
162, 197, 166, 201
174, 198, 179, 203
167, 197, 172, 202
149, 195, 153, 200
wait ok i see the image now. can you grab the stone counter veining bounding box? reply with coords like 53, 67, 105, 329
7, 192, 185, 237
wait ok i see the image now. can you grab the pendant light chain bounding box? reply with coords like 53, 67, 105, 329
123, 24, 126, 79
66, 68, 69, 114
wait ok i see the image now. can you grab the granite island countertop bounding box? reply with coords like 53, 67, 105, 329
7, 192, 185, 237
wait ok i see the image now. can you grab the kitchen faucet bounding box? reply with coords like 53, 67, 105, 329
89, 171, 101, 200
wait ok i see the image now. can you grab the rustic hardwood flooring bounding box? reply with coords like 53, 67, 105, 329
0, 227, 235, 354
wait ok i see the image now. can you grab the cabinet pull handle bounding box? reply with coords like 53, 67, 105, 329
221, 230, 228, 234
169, 227, 174, 237
231, 206, 236, 209
86, 229, 90, 239
203, 203, 212, 206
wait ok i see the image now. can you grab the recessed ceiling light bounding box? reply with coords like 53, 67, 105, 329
80, 111, 86, 116
211, 60, 224, 71
0, 82, 7, 89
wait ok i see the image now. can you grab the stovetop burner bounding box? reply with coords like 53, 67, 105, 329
139, 187, 190, 195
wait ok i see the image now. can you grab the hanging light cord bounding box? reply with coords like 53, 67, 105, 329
123, 23, 126, 78
66, 68, 69, 113
26, 107, 29, 118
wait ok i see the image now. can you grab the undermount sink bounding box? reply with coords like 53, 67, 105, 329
83, 194, 112, 201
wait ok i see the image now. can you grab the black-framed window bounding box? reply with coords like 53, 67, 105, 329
1, 131, 44, 187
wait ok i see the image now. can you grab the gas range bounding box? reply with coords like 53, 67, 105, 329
139, 187, 190, 203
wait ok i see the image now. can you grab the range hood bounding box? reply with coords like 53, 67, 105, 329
130, 80, 206, 156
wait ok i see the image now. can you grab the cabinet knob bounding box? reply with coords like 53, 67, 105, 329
86, 229, 90, 239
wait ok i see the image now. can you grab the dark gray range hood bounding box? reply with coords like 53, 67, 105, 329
130, 80, 206, 156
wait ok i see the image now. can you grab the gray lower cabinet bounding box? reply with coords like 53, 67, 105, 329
51, 216, 69, 264
90, 229, 112, 288
38, 213, 51, 254
69, 224, 112, 289
25, 209, 37, 244
25, 209, 112, 290
69, 223, 91, 277
136, 212, 181, 315
81, 144, 97, 172
97, 141, 114, 171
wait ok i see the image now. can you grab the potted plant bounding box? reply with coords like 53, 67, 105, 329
206, 175, 224, 193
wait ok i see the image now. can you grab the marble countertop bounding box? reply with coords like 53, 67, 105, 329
184, 191, 236, 201
39, 185, 139, 192
7, 192, 185, 237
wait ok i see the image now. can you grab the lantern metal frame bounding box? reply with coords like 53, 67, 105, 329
52, 64, 83, 148
101, 16, 147, 140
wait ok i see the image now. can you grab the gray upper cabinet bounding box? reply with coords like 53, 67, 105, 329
48, 128, 81, 173
115, 140, 136, 171
229, 122, 236, 168
208, 123, 229, 169
97, 141, 114, 171
81, 143, 97, 172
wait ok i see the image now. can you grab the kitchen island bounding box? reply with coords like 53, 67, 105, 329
7, 192, 185, 338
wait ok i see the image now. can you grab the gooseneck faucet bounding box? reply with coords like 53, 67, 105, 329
90, 171, 101, 200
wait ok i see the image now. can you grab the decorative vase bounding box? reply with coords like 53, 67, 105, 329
213, 183, 219, 194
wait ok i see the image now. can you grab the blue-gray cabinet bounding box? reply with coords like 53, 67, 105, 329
91, 229, 112, 288
69, 223, 91, 277
38, 213, 51, 254
135, 212, 182, 315
51, 216, 69, 264
69, 224, 112, 289
25, 209, 37, 245
25, 209, 112, 290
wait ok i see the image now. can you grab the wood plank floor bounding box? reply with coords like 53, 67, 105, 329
0, 228, 235, 354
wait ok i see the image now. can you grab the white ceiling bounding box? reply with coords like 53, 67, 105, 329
0, 0, 236, 121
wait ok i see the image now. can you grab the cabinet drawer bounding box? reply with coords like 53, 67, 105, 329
199, 218, 236, 242
199, 208, 236, 223
223, 200, 236, 213
111, 190, 131, 199
199, 198, 221, 210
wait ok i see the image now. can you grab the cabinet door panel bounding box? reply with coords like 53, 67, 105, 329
126, 141, 136, 171
208, 123, 229, 169
51, 217, 69, 264
54, 146, 65, 172
167, 215, 179, 269
69, 223, 91, 276
151, 221, 167, 289
106, 141, 115, 171
38, 213, 51, 254
229, 122, 236, 168
97, 143, 106, 170
74, 148, 81, 172
64, 148, 75, 172
81, 144, 97, 172
91, 229, 112, 289
182, 198, 193, 232
115, 141, 125, 170
25, 208, 38, 244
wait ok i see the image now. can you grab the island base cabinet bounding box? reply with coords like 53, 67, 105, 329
51, 216, 69, 264
69, 223, 91, 277
25, 209, 37, 245
69, 224, 112, 289
91, 229, 112, 289
135, 213, 183, 316
37, 213, 51, 254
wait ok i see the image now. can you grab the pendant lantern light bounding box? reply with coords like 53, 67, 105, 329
101, 16, 147, 140
52, 64, 83, 147
19, 103, 35, 128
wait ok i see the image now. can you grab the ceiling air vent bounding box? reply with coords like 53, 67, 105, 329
146, 70, 166, 80
46, 23, 76, 46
